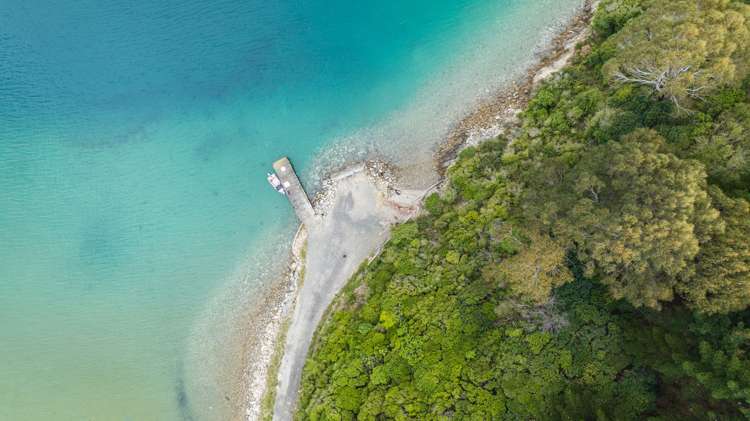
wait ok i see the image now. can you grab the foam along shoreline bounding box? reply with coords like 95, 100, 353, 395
241, 2, 597, 419
300, 0, 589, 195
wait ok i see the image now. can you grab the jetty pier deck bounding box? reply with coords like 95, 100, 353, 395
273, 157, 316, 225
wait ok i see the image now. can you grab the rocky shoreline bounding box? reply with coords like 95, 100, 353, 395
238, 225, 307, 420
237, 2, 597, 419
436, 0, 595, 173
238, 158, 420, 421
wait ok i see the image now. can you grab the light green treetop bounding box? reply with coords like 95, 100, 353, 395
680, 187, 750, 314
603, 0, 750, 110
525, 129, 723, 309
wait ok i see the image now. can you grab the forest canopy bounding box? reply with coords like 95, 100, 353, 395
297, 0, 750, 419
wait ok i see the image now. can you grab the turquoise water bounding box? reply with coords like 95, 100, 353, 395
0, 1, 582, 419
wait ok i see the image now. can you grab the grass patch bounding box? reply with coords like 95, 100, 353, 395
259, 315, 292, 421
259, 238, 307, 420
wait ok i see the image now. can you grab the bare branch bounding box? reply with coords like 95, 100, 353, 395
613, 64, 697, 112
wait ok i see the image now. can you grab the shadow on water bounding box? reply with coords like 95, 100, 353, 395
175, 362, 197, 421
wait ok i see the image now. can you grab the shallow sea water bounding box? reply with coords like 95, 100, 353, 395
0, 1, 582, 419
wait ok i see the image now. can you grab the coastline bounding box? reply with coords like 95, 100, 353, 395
237, 225, 307, 420
237, 2, 596, 419
436, 0, 595, 171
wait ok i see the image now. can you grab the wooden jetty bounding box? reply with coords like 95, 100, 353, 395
272, 157, 316, 225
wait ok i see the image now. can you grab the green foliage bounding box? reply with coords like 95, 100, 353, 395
297, 141, 656, 420
423, 193, 443, 216
482, 229, 572, 304
681, 188, 750, 314
684, 103, 750, 195
524, 129, 723, 309
297, 0, 750, 418
591, 0, 644, 40
602, 0, 750, 110
617, 306, 750, 419
680, 316, 750, 416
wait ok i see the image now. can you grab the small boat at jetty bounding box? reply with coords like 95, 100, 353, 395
267, 172, 287, 194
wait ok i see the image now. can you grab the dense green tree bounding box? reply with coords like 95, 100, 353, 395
482, 229, 571, 304
618, 306, 750, 418
296, 142, 656, 420
591, 0, 644, 40
680, 314, 750, 417
602, 0, 750, 110
687, 103, 750, 195
680, 188, 750, 314
524, 129, 723, 309
295, 0, 750, 418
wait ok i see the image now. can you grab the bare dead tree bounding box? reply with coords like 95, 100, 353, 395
613, 64, 708, 112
